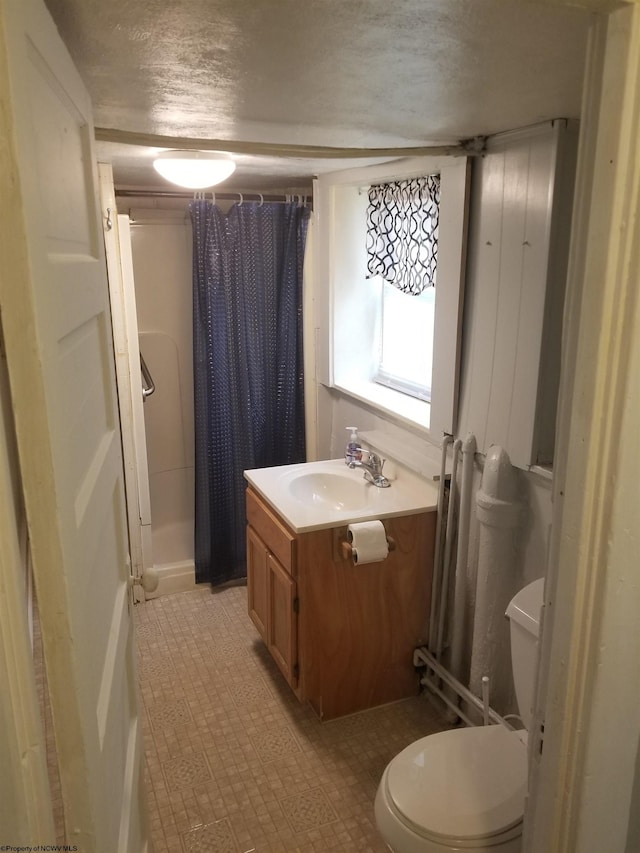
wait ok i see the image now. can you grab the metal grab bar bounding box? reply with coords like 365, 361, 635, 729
140, 353, 155, 401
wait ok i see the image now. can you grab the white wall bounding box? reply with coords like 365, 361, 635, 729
457, 122, 577, 468
127, 206, 194, 569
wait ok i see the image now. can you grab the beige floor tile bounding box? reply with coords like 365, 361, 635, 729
182, 817, 238, 853
138, 584, 448, 852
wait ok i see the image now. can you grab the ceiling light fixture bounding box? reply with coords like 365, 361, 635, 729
152, 150, 236, 189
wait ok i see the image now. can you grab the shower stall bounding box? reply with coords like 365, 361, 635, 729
106, 188, 311, 597
123, 205, 196, 597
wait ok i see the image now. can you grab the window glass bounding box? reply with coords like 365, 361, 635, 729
376, 280, 435, 401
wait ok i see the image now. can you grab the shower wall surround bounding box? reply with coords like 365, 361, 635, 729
129, 207, 196, 596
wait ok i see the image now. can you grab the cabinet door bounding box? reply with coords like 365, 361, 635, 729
247, 525, 269, 641
268, 554, 298, 689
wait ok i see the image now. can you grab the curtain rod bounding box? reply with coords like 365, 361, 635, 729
115, 189, 310, 203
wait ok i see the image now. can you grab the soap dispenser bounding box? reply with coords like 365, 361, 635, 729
345, 427, 361, 465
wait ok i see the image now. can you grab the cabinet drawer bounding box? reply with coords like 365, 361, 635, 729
246, 488, 295, 574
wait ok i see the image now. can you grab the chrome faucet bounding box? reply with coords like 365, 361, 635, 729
347, 448, 391, 488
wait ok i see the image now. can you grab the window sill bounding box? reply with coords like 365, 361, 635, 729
332, 379, 431, 433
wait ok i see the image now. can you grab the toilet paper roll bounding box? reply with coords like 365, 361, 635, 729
347, 520, 389, 565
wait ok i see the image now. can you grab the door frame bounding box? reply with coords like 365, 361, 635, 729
99, 165, 153, 598
0, 322, 56, 842
525, 2, 640, 850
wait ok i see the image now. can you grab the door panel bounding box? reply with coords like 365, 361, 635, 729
0, 0, 147, 849
247, 526, 269, 641
268, 554, 298, 688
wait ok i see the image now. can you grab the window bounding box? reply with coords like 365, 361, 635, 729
314, 155, 469, 437
376, 281, 435, 402
366, 174, 440, 404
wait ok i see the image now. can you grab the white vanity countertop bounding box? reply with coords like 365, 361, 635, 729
244, 458, 439, 533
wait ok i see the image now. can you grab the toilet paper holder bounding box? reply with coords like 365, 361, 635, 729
341, 536, 395, 560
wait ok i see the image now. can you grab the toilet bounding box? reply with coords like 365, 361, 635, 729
375, 578, 544, 852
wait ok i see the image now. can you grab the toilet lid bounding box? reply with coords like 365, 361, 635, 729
386, 725, 527, 842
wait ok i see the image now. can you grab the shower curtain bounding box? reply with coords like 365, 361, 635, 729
191, 199, 309, 586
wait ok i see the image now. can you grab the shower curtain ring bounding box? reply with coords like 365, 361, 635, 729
238, 192, 243, 206
258, 193, 264, 207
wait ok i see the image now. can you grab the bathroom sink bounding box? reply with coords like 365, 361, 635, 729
244, 458, 438, 532
287, 471, 372, 511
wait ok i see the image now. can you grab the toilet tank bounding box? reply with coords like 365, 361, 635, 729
505, 578, 545, 729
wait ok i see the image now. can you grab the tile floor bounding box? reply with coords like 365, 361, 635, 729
137, 584, 448, 853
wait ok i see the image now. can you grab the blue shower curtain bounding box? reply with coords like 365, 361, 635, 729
191, 199, 309, 586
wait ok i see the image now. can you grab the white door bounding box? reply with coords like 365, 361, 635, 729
0, 1, 148, 850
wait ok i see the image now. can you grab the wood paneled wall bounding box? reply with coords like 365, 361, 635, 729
457, 121, 578, 468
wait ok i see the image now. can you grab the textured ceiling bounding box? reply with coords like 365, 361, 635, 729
44, 0, 591, 192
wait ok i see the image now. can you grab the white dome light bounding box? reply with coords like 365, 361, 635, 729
153, 150, 236, 189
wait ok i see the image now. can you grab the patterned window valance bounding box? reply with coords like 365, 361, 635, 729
366, 175, 440, 295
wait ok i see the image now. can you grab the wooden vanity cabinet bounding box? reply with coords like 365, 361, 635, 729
246, 488, 299, 691
246, 485, 435, 719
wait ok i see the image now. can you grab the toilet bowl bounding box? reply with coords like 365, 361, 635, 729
375, 726, 527, 852
375, 578, 544, 853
